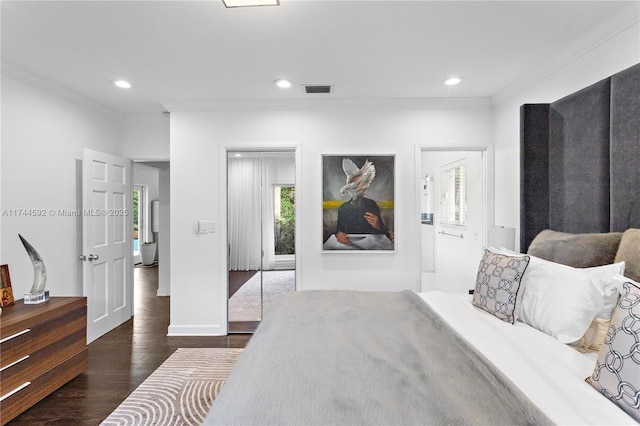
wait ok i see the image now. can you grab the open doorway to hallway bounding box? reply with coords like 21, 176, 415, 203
133, 161, 170, 298
133, 185, 143, 265
419, 149, 487, 294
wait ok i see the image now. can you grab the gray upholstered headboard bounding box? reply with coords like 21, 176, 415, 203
520, 62, 640, 252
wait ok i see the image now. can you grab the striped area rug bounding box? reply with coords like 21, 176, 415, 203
101, 348, 243, 426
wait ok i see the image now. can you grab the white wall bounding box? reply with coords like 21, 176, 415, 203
157, 165, 171, 296
1, 76, 124, 298
123, 118, 170, 161
167, 104, 494, 335
268, 155, 295, 186
166, 10, 638, 334
492, 18, 639, 251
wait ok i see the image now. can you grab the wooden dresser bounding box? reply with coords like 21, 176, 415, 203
0, 297, 88, 425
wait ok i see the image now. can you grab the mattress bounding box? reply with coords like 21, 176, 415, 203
420, 291, 636, 425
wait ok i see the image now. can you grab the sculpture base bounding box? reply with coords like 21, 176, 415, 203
24, 291, 50, 304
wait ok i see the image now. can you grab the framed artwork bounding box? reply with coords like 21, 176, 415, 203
1, 286, 15, 307
322, 155, 395, 252
0, 264, 11, 288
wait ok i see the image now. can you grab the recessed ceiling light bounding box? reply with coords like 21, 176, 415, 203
274, 79, 292, 89
113, 80, 132, 89
223, 0, 279, 8
443, 77, 463, 86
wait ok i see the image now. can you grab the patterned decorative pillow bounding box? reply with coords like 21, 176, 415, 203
472, 249, 530, 324
587, 279, 640, 421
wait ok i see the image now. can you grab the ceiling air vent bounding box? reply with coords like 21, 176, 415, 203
303, 84, 333, 94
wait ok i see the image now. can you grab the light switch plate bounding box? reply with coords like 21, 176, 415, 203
198, 220, 208, 234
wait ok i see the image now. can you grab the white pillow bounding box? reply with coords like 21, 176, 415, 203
517, 257, 625, 343
494, 247, 628, 343
498, 247, 625, 311
586, 264, 625, 315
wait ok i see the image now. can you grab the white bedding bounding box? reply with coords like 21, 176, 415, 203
419, 291, 636, 425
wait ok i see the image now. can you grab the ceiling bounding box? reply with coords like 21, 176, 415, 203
2, 1, 637, 120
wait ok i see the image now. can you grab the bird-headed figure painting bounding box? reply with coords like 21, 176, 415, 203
322, 155, 394, 251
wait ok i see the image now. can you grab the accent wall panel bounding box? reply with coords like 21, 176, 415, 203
520, 62, 640, 251
548, 78, 611, 234
520, 104, 550, 251
610, 63, 640, 232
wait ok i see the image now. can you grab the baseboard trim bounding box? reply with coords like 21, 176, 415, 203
156, 288, 170, 297
167, 324, 227, 336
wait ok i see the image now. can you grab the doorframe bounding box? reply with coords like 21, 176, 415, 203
414, 144, 494, 292
219, 144, 301, 335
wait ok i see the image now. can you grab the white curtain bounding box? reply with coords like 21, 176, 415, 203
227, 155, 277, 271
228, 157, 263, 271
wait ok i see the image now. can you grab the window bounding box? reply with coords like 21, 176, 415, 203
440, 161, 467, 227
274, 185, 295, 255
133, 187, 141, 254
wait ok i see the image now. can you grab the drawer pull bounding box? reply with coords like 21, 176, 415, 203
0, 381, 31, 402
0, 355, 30, 372
0, 328, 31, 344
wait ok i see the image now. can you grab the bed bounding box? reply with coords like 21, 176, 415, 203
206, 64, 640, 424
206, 228, 640, 425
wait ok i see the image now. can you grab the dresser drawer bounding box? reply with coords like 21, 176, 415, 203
0, 328, 32, 370
0, 297, 87, 426
0, 305, 86, 370
0, 348, 88, 425
0, 328, 86, 395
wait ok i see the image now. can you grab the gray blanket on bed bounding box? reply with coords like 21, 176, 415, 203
205, 290, 551, 425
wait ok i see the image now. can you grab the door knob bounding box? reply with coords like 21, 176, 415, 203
79, 255, 87, 261
88, 254, 99, 261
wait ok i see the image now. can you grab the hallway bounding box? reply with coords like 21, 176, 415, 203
10, 266, 251, 425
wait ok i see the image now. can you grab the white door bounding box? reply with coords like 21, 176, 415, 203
82, 149, 133, 343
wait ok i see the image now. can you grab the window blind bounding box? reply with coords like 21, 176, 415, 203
440, 162, 467, 226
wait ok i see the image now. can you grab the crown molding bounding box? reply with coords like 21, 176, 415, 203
1, 60, 125, 123
492, 2, 640, 106
124, 114, 170, 123
162, 97, 493, 113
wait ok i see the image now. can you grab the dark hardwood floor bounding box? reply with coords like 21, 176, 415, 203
9, 265, 252, 426
228, 270, 261, 333
228, 270, 257, 297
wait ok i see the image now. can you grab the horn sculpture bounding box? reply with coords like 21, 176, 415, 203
19, 234, 47, 294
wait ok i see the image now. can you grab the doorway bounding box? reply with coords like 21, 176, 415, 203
227, 150, 296, 333
133, 185, 143, 264
419, 149, 487, 293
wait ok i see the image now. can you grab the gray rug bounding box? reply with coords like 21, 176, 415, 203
101, 348, 242, 426
228, 270, 295, 322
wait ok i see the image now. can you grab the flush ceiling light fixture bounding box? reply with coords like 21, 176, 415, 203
443, 76, 463, 86
442, 76, 463, 106
112, 80, 132, 89
274, 79, 292, 89
223, 0, 279, 7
